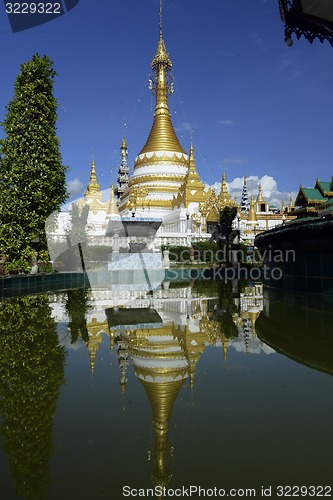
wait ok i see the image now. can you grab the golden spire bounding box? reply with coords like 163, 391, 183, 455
106, 184, 119, 218
248, 311, 258, 338
289, 195, 294, 209
221, 171, 229, 194
281, 199, 285, 212
188, 140, 199, 178
171, 142, 207, 208
86, 333, 100, 376
85, 156, 100, 195
121, 137, 127, 151
188, 140, 197, 172
256, 183, 265, 203
247, 195, 258, 222
217, 171, 232, 208
137, 7, 186, 158
221, 333, 229, 361
141, 379, 184, 489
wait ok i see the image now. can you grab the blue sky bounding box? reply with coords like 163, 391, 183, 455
0, 0, 332, 206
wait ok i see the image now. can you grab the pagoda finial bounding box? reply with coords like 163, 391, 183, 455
136, 1, 186, 158
188, 138, 196, 171
122, 120, 127, 144
289, 195, 294, 209
256, 183, 265, 203
221, 171, 228, 193
85, 153, 100, 196
159, 0, 163, 38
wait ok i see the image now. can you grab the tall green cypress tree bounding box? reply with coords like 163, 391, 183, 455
0, 54, 68, 272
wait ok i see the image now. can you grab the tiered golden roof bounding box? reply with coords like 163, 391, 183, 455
81, 159, 109, 215
199, 172, 238, 223
218, 171, 231, 206
172, 144, 208, 208
256, 183, 265, 203
85, 159, 100, 195
199, 188, 220, 223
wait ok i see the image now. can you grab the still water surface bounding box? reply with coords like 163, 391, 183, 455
1, 280, 333, 499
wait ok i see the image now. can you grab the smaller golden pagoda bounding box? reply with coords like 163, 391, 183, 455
288, 195, 294, 212
256, 183, 265, 203
85, 317, 114, 375
255, 183, 269, 213
218, 172, 231, 206
80, 158, 109, 215
247, 195, 258, 224
199, 171, 238, 226
172, 143, 207, 209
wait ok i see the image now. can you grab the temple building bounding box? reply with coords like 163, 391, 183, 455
51, 12, 293, 248
293, 178, 333, 218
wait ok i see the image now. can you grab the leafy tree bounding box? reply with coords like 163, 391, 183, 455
218, 206, 238, 264
0, 54, 68, 272
0, 295, 66, 499
219, 206, 238, 242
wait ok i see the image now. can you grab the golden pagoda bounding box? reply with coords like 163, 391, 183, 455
80, 158, 109, 215
255, 183, 269, 213
118, 17, 190, 215
218, 172, 231, 206
127, 322, 189, 492
198, 171, 237, 226
85, 317, 115, 375
171, 142, 208, 209
288, 195, 294, 212
247, 195, 258, 224
199, 188, 220, 224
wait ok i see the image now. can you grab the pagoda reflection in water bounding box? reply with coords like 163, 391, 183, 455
53, 279, 270, 493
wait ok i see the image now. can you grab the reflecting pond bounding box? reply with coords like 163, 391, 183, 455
1, 279, 333, 499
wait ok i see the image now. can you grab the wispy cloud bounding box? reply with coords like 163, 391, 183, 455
67, 178, 84, 199
174, 121, 197, 133
217, 119, 234, 126
279, 56, 303, 81
221, 157, 247, 166
252, 32, 266, 51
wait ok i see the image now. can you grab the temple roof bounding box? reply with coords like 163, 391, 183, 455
296, 186, 327, 205
314, 179, 333, 197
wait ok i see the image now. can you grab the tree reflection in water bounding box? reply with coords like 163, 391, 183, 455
65, 287, 91, 344
0, 295, 66, 499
